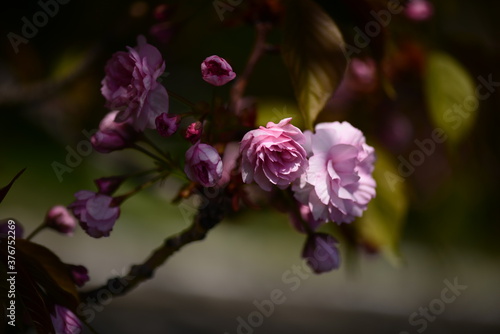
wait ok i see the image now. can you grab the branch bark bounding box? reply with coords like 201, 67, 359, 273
81, 191, 228, 301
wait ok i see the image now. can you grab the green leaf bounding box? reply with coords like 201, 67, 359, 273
356, 147, 408, 265
282, 0, 347, 130
424, 52, 478, 145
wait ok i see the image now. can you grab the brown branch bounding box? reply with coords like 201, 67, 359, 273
230, 22, 272, 114
80, 191, 228, 301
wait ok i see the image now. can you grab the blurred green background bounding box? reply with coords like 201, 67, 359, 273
1, 0, 500, 333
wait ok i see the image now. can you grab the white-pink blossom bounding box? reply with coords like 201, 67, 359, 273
292, 122, 376, 223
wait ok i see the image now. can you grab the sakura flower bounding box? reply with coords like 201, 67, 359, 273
240, 118, 308, 191
68, 191, 120, 238
101, 35, 169, 131
293, 122, 376, 224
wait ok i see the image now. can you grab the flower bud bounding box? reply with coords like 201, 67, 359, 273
184, 121, 203, 143
201, 55, 236, 86
302, 233, 340, 274
184, 142, 223, 187
91, 111, 138, 153
45, 205, 77, 236
405, 0, 434, 21
67, 264, 90, 287
94, 176, 125, 195
156, 113, 180, 137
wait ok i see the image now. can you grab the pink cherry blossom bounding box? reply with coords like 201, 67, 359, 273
240, 118, 308, 191
184, 142, 223, 187
101, 35, 169, 131
51, 305, 82, 334
293, 122, 376, 224
68, 190, 120, 238
201, 55, 236, 86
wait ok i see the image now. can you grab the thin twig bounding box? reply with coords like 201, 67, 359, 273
230, 22, 272, 114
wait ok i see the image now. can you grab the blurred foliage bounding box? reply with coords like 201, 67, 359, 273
424, 51, 478, 146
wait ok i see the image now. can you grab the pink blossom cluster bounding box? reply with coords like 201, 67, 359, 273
241, 119, 376, 225
72, 34, 376, 275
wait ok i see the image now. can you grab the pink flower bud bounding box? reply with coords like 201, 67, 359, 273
405, 0, 434, 21
91, 111, 138, 153
302, 233, 340, 274
94, 176, 125, 195
67, 264, 90, 287
45, 205, 77, 236
51, 305, 82, 334
156, 113, 180, 137
68, 190, 120, 238
184, 121, 203, 143
201, 55, 236, 86
184, 142, 223, 187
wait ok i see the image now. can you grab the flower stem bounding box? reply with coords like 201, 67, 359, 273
230, 22, 272, 113
285, 189, 314, 235
168, 90, 196, 109
140, 135, 176, 167
26, 223, 46, 241
113, 173, 168, 205
132, 144, 171, 168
